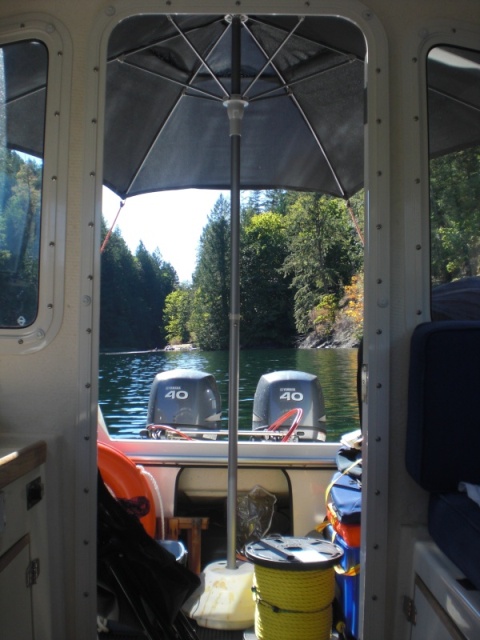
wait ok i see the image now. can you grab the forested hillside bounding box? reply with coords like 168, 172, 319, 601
100, 190, 365, 351
181, 191, 365, 350
100, 220, 177, 349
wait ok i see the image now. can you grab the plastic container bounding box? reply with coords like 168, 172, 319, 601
182, 560, 255, 630
324, 525, 360, 639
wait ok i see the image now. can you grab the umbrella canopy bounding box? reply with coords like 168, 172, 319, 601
103, 14, 367, 200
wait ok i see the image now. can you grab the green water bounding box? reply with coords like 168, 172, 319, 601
99, 348, 360, 441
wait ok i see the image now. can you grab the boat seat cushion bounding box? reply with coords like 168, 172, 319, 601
406, 321, 480, 492
429, 491, 480, 590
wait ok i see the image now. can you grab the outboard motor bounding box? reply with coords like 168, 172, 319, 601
252, 370, 326, 441
147, 368, 221, 431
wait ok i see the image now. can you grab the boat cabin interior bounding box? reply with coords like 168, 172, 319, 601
0, 1, 479, 639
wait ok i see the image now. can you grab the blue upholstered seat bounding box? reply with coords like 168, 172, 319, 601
406, 321, 480, 589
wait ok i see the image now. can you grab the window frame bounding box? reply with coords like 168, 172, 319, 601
0, 17, 70, 354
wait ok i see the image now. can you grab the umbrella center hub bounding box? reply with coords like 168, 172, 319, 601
223, 95, 249, 136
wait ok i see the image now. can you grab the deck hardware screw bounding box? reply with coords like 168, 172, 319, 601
18, 339, 24, 344
414, 116, 419, 121
373, 544, 379, 549
94, 67, 99, 72
46, 24, 55, 34
375, 489, 381, 495
57, 51, 62, 57
376, 118, 382, 124
376, 224, 382, 230
416, 244, 421, 250
416, 310, 422, 315
412, 57, 418, 63
47, 303, 53, 309
83, 295, 92, 305
372, 595, 378, 601
376, 329, 382, 335
452, 28, 457, 33
92, 118, 97, 124
377, 278, 382, 284
83, 592, 89, 598
415, 178, 420, 184
51, 176, 57, 181
90, 171, 95, 177
83, 540, 89, 545
49, 241, 55, 246
376, 68, 381, 74
84, 435, 90, 441
84, 488, 89, 494
54, 111, 60, 117
88, 274, 93, 280
88, 221, 94, 227
85, 383, 91, 389
105, 6, 116, 16
20, 23, 25, 28
376, 436, 381, 442
377, 170, 382, 176
376, 383, 382, 388
363, 10, 372, 20
86, 328, 92, 334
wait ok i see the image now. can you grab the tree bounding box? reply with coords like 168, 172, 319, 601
240, 211, 295, 347
430, 147, 480, 284
164, 286, 193, 345
0, 152, 42, 327
190, 195, 230, 350
100, 220, 139, 348
134, 243, 177, 347
100, 222, 177, 349
283, 193, 363, 336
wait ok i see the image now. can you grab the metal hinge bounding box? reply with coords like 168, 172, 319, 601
26, 558, 40, 587
403, 595, 417, 625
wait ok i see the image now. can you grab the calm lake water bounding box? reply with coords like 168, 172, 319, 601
99, 348, 360, 442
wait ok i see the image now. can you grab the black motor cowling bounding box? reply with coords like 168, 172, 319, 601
252, 370, 326, 441
147, 368, 221, 430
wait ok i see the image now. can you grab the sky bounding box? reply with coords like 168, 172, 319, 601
101, 187, 228, 282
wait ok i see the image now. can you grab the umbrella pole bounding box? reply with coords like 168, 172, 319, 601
226, 14, 242, 571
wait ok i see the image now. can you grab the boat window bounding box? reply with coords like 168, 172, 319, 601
0, 40, 47, 328
429, 45, 480, 319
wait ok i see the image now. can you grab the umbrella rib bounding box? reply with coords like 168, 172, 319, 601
5, 84, 46, 105
119, 58, 225, 102
289, 92, 347, 198
249, 15, 365, 62
429, 86, 480, 115
107, 16, 225, 62
167, 14, 230, 100
244, 21, 347, 197
122, 17, 233, 195
247, 57, 357, 103
242, 16, 305, 99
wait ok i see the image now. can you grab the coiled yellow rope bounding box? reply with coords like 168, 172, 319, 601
252, 564, 335, 640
